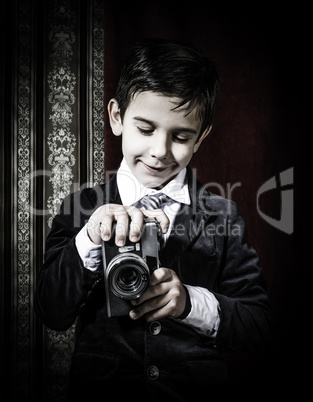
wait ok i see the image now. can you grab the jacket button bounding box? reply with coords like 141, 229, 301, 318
147, 365, 159, 380
149, 321, 161, 335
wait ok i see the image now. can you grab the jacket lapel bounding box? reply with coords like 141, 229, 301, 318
86, 173, 122, 209
104, 173, 122, 204
160, 168, 217, 267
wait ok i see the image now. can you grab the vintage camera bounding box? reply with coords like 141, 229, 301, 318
102, 219, 161, 317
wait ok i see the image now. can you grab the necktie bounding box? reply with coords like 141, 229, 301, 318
133, 192, 173, 210
133, 193, 174, 249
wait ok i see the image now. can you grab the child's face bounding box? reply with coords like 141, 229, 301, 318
108, 91, 210, 188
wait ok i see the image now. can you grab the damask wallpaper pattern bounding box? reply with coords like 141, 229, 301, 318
44, 1, 106, 400
88, 0, 105, 186
46, 0, 78, 229
1, 0, 106, 400
44, 1, 80, 400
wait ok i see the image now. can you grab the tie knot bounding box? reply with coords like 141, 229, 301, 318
134, 193, 173, 210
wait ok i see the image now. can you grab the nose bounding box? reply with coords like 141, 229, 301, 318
149, 133, 170, 160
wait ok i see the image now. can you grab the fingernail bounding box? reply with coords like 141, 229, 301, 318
129, 310, 137, 320
117, 240, 124, 246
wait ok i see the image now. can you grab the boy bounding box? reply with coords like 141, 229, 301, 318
35, 39, 271, 401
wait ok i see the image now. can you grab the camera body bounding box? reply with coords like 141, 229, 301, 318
102, 220, 161, 317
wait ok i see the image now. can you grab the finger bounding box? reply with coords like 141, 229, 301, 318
126, 206, 145, 242
98, 204, 126, 242
149, 267, 173, 286
87, 218, 102, 244
99, 214, 114, 241
141, 209, 170, 234
130, 269, 173, 306
131, 280, 169, 306
129, 293, 171, 321
141, 284, 185, 322
114, 213, 129, 246
144, 300, 173, 322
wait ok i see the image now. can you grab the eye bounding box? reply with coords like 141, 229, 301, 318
137, 127, 154, 135
172, 134, 190, 144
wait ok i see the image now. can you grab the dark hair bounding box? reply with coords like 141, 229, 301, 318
115, 38, 219, 134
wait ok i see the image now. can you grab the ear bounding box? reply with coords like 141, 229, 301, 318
108, 98, 123, 136
193, 126, 212, 153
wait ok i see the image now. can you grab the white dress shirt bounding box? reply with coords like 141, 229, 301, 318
75, 158, 220, 336
117, 158, 190, 245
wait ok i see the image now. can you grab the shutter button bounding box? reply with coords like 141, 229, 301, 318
149, 321, 161, 335
147, 365, 159, 380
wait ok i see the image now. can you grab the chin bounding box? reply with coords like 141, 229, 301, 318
132, 161, 180, 188
140, 178, 166, 189
142, 174, 176, 189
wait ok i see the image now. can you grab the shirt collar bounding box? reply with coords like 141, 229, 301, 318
117, 158, 190, 206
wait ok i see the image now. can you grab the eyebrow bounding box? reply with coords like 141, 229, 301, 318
133, 116, 198, 135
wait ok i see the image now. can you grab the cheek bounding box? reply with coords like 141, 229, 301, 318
122, 131, 142, 154
173, 144, 195, 164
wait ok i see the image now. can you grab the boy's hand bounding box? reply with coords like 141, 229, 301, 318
129, 268, 187, 322
86, 204, 169, 246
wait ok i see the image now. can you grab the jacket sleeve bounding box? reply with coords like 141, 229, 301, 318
34, 190, 103, 331
212, 201, 271, 351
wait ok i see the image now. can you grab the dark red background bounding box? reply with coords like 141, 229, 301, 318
101, 3, 308, 398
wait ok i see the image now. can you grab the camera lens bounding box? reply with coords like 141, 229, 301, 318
107, 253, 150, 300
118, 268, 139, 288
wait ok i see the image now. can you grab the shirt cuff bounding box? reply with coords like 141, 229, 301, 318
75, 224, 102, 272
179, 285, 220, 337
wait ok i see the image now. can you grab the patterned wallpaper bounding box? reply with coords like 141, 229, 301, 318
44, 1, 80, 399
45, 0, 79, 229
1, 0, 106, 400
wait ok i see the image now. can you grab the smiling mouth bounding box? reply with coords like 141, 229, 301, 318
140, 161, 174, 173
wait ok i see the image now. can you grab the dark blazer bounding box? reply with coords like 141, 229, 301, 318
35, 167, 271, 401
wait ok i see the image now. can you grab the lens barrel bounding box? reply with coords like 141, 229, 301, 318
107, 253, 150, 300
